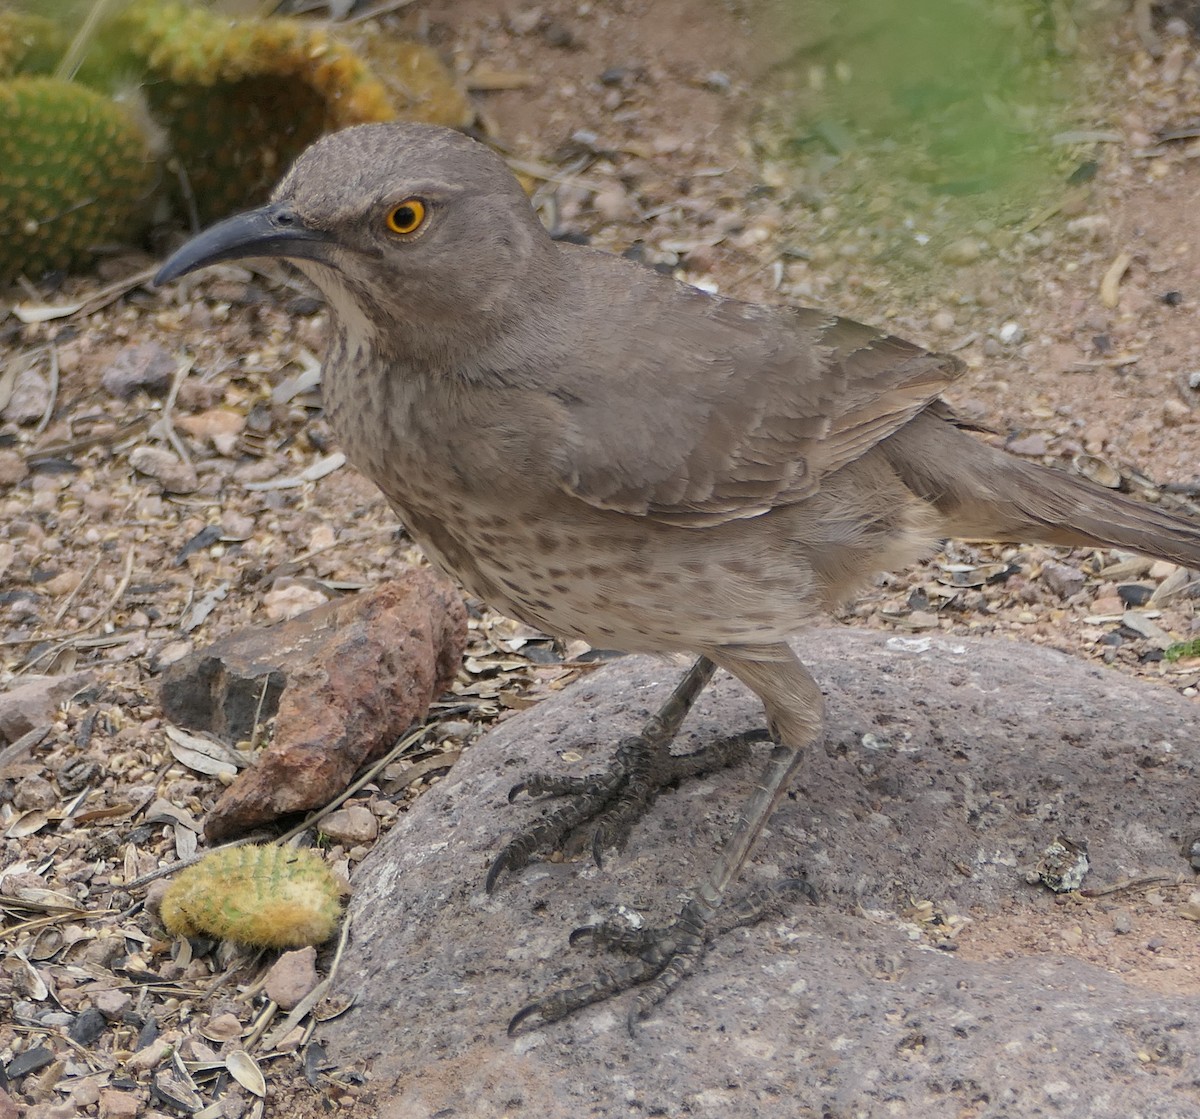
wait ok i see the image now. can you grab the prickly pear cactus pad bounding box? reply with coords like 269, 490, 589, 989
0, 77, 156, 283
160, 844, 344, 949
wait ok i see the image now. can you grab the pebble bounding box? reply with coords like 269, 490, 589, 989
0, 449, 28, 486
2, 368, 49, 425
941, 237, 984, 266
264, 946, 320, 1010
1041, 562, 1085, 599
997, 321, 1025, 345
320, 805, 379, 845
930, 310, 956, 333
262, 582, 329, 621
1006, 433, 1048, 457
591, 182, 630, 222
128, 446, 198, 493
100, 342, 175, 400
1112, 908, 1133, 934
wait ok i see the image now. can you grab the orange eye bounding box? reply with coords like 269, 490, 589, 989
386, 199, 426, 235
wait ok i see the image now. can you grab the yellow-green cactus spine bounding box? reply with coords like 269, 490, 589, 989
0, 77, 156, 282
160, 844, 344, 949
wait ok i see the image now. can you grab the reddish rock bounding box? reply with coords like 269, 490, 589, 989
264, 947, 319, 1010
159, 569, 465, 840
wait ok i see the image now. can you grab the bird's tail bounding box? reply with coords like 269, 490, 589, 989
880, 412, 1200, 569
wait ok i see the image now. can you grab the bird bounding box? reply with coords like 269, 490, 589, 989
155, 121, 1200, 1033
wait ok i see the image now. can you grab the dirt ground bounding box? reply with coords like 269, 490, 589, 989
2, 1, 1200, 1116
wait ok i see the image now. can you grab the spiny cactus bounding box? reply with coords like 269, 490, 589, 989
0, 77, 157, 282
160, 844, 344, 949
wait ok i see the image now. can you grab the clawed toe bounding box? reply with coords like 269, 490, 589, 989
508, 880, 813, 1035
487, 726, 766, 892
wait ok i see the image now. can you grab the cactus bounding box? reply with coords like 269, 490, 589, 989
160, 844, 344, 949
0, 77, 156, 283
0, 11, 67, 79
0, 1, 472, 275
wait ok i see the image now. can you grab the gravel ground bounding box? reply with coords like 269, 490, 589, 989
2, 2, 1199, 1115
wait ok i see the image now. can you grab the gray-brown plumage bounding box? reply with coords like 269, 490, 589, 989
156, 121, 1200, 1031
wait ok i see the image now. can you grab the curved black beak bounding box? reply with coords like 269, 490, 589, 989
154, 203, 334, 286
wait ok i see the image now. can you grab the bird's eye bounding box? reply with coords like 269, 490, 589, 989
385, 199, 426, 235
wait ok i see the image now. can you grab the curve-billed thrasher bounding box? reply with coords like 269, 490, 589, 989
157, 122, 1200, 1032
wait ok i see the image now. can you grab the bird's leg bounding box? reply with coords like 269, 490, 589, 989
486, 656, 766, 892
508, 643, 823, 1034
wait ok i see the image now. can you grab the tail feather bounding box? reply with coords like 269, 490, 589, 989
881, 413, 1200, 569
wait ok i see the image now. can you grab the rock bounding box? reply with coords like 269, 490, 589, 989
317, 629, 1200, 1119
1041, 561, 1086, 599
98, 1089, 142, 1119
158, 570, 466, 840
128, 446, 198, 493
0, 450, 28, 487
92, 987, 133, 1020
264, 947, 319, 1010
940, 236, 984, 265
1005, 432, 1048, 457
319, 805, 379, 845
100, 343, 176, 399
0, 671, 92, 745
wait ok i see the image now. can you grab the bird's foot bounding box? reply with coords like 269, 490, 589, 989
508, 878, 814, 1035
486, 727, 767, 892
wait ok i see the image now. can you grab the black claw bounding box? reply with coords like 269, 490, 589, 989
507, 781, 528, 804
507, 1002, 543, 1036
485, 851, 511, 894
591, 831, 607, 868
568, 924, 597, 947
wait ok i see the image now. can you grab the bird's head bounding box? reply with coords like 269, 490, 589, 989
155, 123, 561, 351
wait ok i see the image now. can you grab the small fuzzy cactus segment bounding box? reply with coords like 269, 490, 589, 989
161, 845, 343, 949
0, 77, 156, 282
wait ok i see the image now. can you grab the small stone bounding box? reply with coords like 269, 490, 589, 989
1006, 433, 1047, 457
13, 774, 56, 810
0, 450, 29, 487
1090, 595, 1124, 616
1041, 562, 1085, 599
1112, 908, 1133, 934
101, 343, 176, 399
68, 1007, 108, 1044
320, 805, 379, 846
1162, 398, 1191, 426
93, 987, 132, 1020
2, 368, 49, 425
930, 309, 955, 333
1149, 560, 1178, 581
176, 408, 246, 443
0, 671, 93, 744
592, 183, 630, 223
1064, 215, 1111, 240
128, 446, 198, 493
997, 321, 1024, 345
201, 1012, 244, 1043
941, 237, 983, 266
264, 946, 320, 1010
262, 583, 330, 622
98, 1089, 142, 1119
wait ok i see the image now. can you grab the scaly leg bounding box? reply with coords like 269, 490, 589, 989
486, 656, 765, 891
509, 642, 824, 1033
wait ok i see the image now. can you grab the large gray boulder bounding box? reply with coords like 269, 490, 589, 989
319, 629, 1200, 1118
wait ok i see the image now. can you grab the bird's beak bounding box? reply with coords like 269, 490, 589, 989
154, 202, 334, 285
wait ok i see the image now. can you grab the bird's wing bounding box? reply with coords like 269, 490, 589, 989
554, 273, 963, 527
